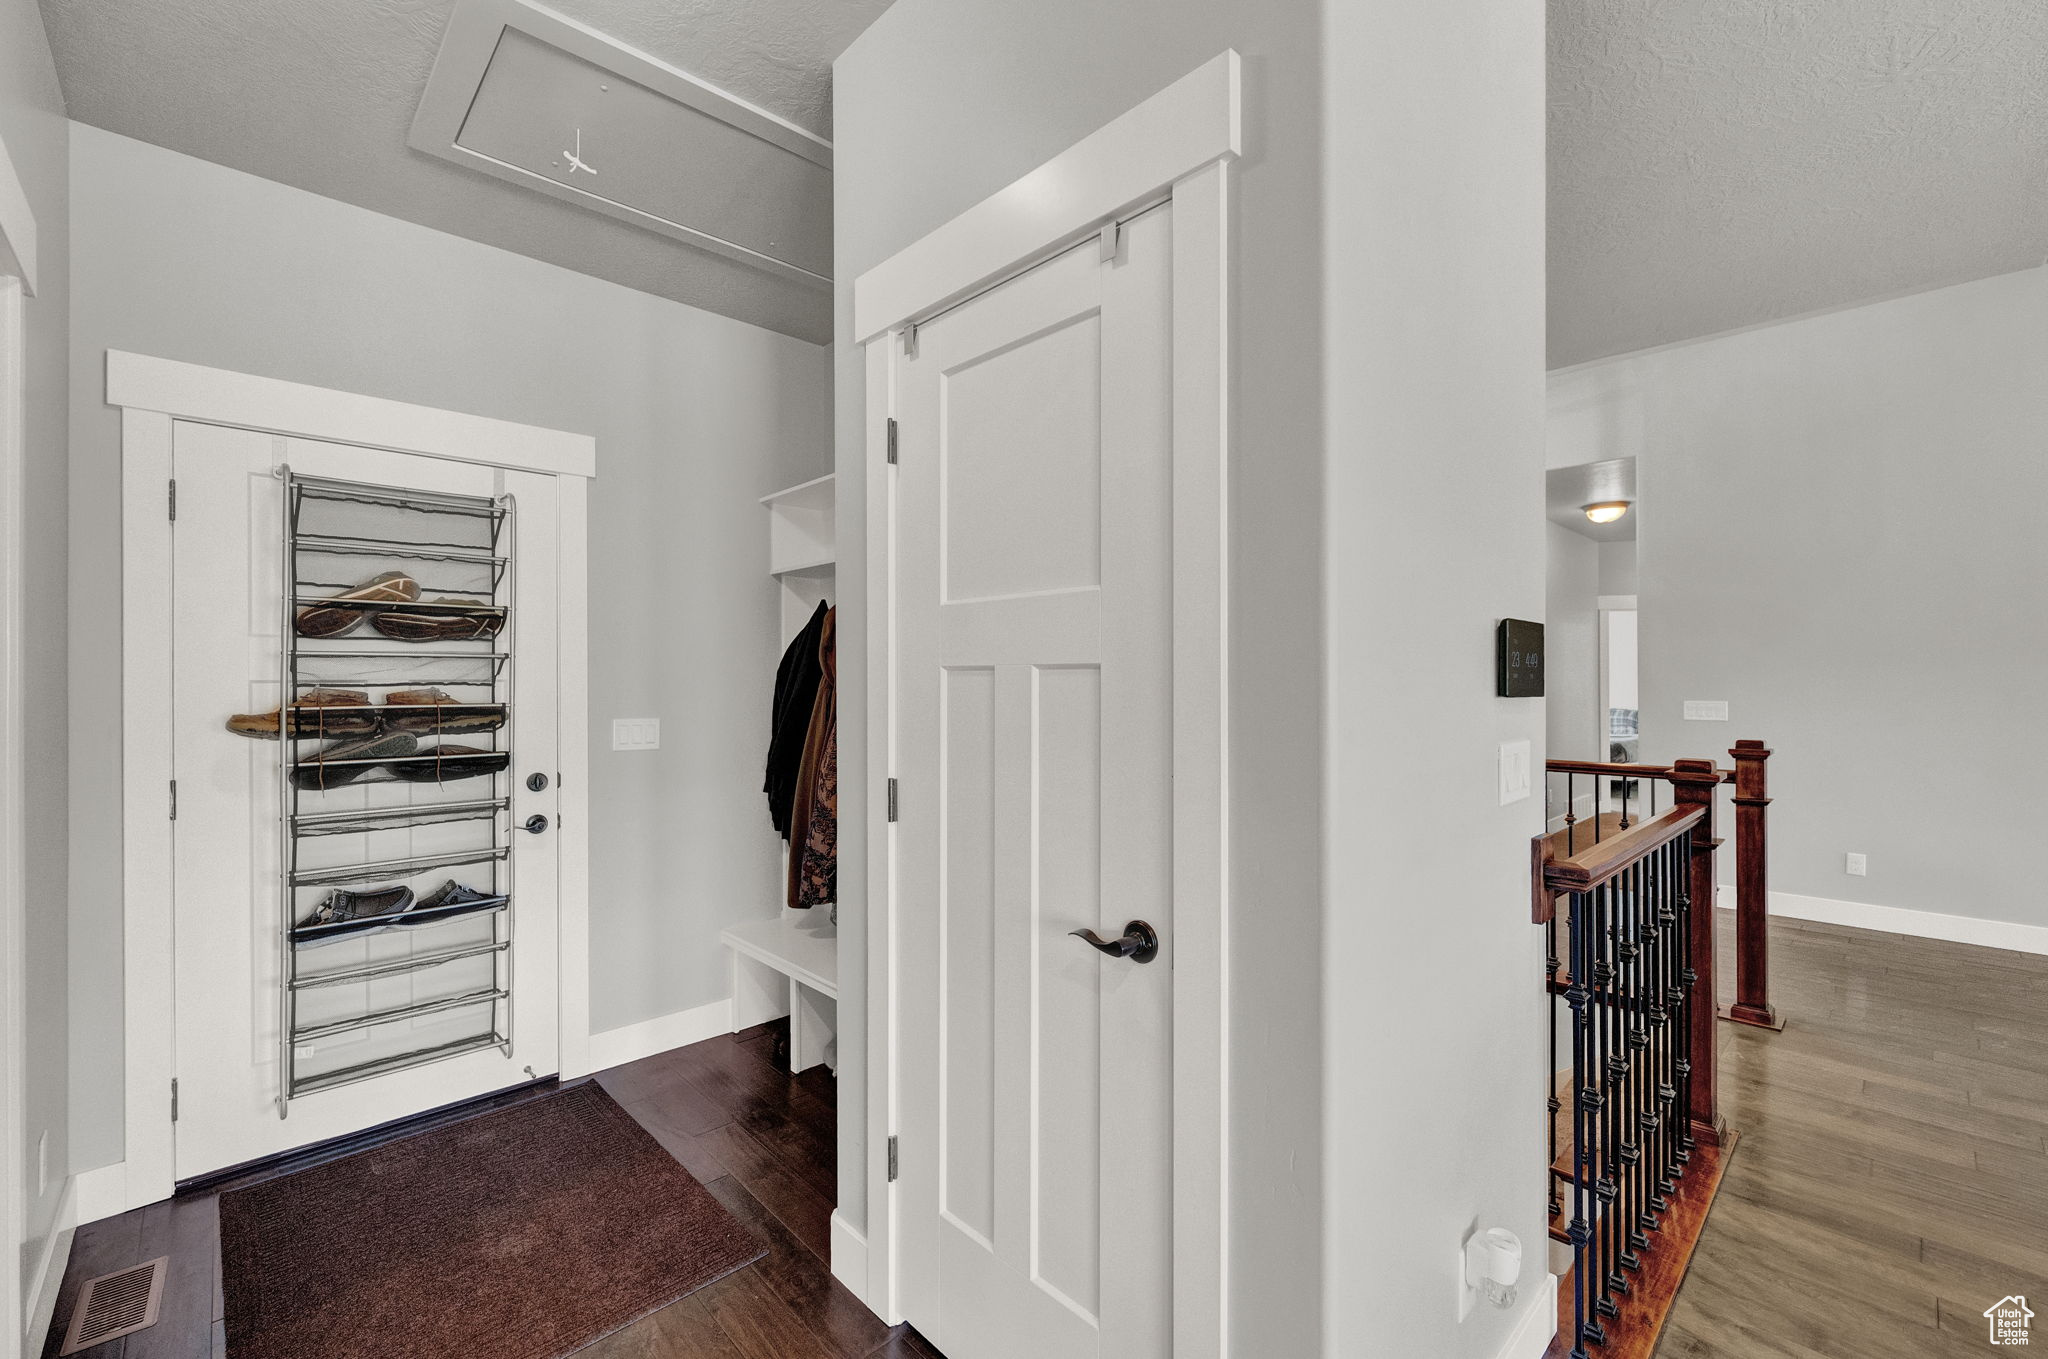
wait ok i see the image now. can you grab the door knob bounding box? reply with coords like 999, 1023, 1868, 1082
523, 814, 549, 834
1070, 920, 1159, 964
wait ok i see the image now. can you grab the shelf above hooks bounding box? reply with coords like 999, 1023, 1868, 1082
763, 473, 835, 576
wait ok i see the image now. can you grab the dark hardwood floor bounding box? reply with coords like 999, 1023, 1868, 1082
44, 917, 2048, 1359
1660, 912, 2048, 1358
41, 1022, 942, 1359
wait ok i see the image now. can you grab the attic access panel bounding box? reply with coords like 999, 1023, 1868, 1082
411, 0, 832, 288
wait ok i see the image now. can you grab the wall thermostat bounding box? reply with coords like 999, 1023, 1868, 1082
1496, 619, 1544, 697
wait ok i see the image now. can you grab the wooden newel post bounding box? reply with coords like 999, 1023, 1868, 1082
1670, 759, 1724, 1146
1721, 740, 1780, 1030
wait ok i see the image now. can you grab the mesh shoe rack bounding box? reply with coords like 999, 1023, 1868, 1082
277, 469, 517, 1116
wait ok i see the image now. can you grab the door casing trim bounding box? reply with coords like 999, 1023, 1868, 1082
105, 352, 595, 1218
856, 53, 1237, 1358
0, 261, 30, 1354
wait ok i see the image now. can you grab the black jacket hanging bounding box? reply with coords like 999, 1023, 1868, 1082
765, 599, 830, 838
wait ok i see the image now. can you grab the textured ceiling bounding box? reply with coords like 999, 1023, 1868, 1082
37, 0, 894, 343
1550, 0, 2048, 368
40, 1, 2045, 356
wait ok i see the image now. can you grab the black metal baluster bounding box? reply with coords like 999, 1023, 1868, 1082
1548, 891, 1562, 1227
1675, 831, 1696, 1168
1595, 878, 1621, 1325
1610, 864, 1637, 1298
1651, 839, 1671, 1208
1624, 856, 1651, 1272
1565, 772, 1578, 856
1658, 838, 1681, 1207
1646, 841, 1671, 1226
1568, 887, 1596, 1359
1666, 840, 1681, 1196
1616, 859, 1636, 1290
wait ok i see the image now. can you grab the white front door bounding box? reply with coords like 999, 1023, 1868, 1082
170, 423, 561, 1179
894, 207, 1175, 1359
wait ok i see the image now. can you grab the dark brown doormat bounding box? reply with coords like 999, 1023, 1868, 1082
219, 1083, 763, 1359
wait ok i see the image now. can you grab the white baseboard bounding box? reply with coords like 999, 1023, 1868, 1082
1721, 886, 2048, 957
72, 1161, 130, 1226
1497, 1272, 1558, 1359
586, 998, 734, 1072
830, 1210, 868, 1304
24, 1175, 76, 1351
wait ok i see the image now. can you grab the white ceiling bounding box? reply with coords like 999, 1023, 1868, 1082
1550, 0, 2048, 368
37, 0, 893, 344
38, 1, 2046, 358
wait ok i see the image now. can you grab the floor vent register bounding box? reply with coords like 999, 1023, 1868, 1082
60, 1256, 168, 1354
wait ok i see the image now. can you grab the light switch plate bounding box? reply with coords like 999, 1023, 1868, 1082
1683, 700, 1730, 721
612, 718, 661, 751
1498, 739, 1532, 806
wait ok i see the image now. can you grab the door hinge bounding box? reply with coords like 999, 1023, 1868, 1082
168, 779, 178, 821
902, 323, 919, 359
1099, 219, 1123, 263
887, 1134, 899, 1182
170, 1078, 179, 1123
167, 478, 177, 522
885, 418, 899, 465
886, 778, 898, 823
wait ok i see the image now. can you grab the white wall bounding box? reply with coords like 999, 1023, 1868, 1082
1547, 525, 1600, 763
1320, 0, 1549, 1355
835, 6, 1328, 1351
66, 126, 831, 1172
836, 3, 1548, 1355
1598, 539, 1636, 596
1, 0, 70, 1304
1549, 265, 2048, 927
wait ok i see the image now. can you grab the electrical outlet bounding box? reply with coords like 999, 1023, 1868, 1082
1457, 1244, 1478, 1322
1845, 852, 1867, 877
611, 718, 661, 751
1683, 700, 1730, 721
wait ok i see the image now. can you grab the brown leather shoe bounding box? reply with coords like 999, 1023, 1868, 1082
226, 689, 375, 740
381, 688, 508, 736
369, 598, 505, 643
295, 571, 420, 639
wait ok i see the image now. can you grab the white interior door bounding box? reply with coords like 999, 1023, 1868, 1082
894, 207, 1175, 1359
170, 423, 561, 1179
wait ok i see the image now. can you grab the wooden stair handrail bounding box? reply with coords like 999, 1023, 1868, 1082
1545, 805, 1706, 896
1545, 756, 1738, 786
1546, 758, 1685, 780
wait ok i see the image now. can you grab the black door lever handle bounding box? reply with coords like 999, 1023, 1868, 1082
1070, 920, 1159, 964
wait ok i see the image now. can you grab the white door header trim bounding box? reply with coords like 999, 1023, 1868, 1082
0, 129, 37, 294
850, 50, 1240, 344
105, 351, 597, 479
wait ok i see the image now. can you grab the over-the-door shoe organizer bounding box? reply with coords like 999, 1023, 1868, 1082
274, 471, 517, 1113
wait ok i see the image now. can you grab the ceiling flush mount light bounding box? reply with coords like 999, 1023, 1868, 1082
1583, 501, 1631, 525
